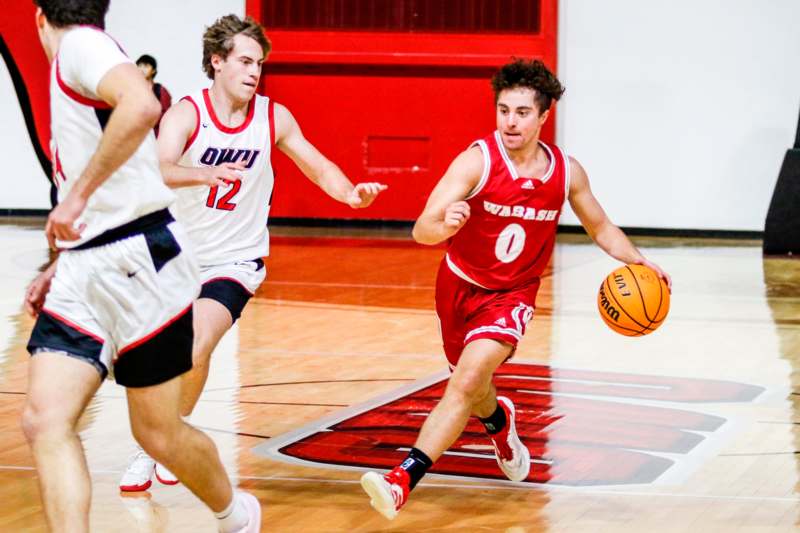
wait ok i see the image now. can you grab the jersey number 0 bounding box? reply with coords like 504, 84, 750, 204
495, 223, 526, 263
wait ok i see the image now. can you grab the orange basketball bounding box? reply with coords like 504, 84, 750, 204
597, 264, 670, 336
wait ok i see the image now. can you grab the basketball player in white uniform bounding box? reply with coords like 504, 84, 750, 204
119, 14, 387, 490
23, 2, 260, 532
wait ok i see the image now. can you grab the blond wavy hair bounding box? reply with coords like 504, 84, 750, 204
202, 14, 271, 80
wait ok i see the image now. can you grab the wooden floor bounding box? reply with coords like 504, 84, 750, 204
1, 219, 799, 532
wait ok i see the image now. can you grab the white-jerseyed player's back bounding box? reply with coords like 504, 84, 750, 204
175, 89, 275, 267
50, 26, 174, 248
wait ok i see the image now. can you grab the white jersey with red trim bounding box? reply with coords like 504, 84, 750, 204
50, 26, 174, 249
174, 89, 275, 266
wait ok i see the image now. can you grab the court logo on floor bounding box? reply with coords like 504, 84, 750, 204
253, 363, 764, 486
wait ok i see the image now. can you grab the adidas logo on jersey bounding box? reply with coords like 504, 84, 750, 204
521, 180, 535, 190
494, 317, 507, 327
483, 200, 559, 221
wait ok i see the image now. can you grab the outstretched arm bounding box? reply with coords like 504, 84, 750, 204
274, 103, 386, 208
568, 156, 671, 287
412, 147, 483, 245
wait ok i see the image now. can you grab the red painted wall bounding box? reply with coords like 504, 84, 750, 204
248, 0, 559, 221
1, 2, 52, 163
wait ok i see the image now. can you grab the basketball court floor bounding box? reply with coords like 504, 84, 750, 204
0, 219, 798, 532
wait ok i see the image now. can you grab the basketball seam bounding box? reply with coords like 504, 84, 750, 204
626, 265, 655, 324
605, 276, 651, 331
599, 309, 645, 335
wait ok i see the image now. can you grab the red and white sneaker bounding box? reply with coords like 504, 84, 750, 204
119, 449, 155, 492
360, 467, 410, 520
154, 462, 179, 485
490, 396, 531, 482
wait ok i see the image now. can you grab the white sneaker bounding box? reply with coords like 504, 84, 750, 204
489, 396, 531, 482
120, 449, 155, 492
232, 492, 261, 533
155, 462, 179, 485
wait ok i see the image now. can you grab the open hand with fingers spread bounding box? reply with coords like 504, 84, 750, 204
202, 162, 245, 187
347, 182, 388, 209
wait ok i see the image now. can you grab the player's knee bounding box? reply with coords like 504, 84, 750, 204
133, 424, 181, 463
449, 370, 491, 404
191, 333, 215, 366
130, 412, 184, 451
20, 403, 73, 443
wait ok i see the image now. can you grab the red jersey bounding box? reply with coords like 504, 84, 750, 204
445, 131, 570, 290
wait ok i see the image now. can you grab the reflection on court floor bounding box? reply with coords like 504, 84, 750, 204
0, 221, 798, 531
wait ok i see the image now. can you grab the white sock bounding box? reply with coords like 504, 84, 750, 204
215, 492, 249, 533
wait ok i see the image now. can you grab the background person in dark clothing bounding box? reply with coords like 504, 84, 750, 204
136, 54, 171, 135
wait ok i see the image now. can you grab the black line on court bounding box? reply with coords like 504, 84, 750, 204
719, 451, 800, 456
194, 425, 271, 440
233, 378, 414, 391
0, 391, 25, 395
239, 400, 347, 407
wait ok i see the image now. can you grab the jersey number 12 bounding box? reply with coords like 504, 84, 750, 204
206, 181, 241, 211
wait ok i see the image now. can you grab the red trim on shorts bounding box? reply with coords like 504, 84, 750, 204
55, 59, 112, 109
268, 99, 275, 145
204, 276, 255, 296
202, 88, 254, 133
466, 329, 520, 345
41, 307, 105, 343
117, 304, 192, 356
181, 96, 201, 154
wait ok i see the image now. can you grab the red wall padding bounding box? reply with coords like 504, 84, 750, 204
1, 3, 52, 163
249, 0, 559, 221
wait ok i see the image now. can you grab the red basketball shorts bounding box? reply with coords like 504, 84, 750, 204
434, 259, 539, 367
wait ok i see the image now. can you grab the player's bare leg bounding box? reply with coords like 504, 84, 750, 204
362, 339, 516, 519
179, 297, 233, 416
21, 353, 102, 532
123, 297, 234, 489
415, 339, 512, 461
127, 376, 260, 531
127, 377, 232, 509
471, 381, 499, 418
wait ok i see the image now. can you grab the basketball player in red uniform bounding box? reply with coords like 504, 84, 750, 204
361, 58, 671, 520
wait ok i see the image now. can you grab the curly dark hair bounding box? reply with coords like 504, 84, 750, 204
33, 0, 109, 29
136, 54, 157, 70
491, 58, 565, 113
202, 14, 271, 80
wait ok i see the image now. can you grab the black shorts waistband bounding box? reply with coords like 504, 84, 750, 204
73, 209, 174, 250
